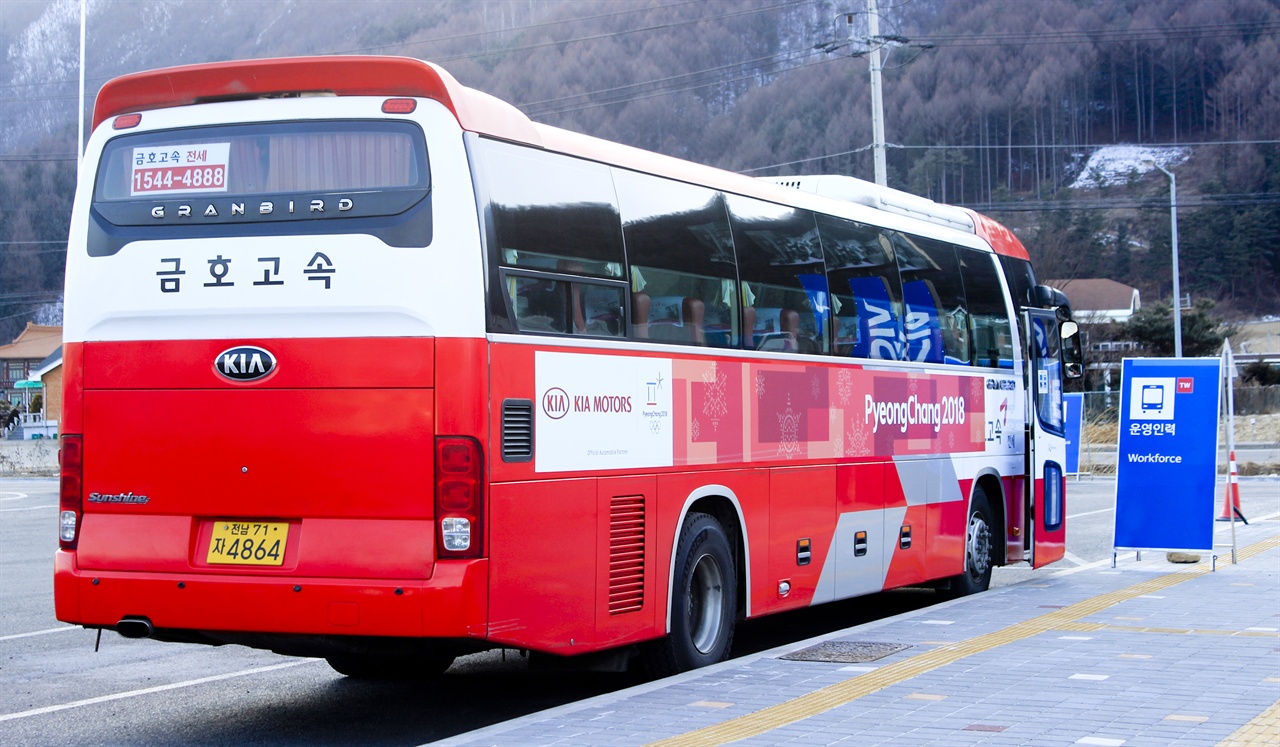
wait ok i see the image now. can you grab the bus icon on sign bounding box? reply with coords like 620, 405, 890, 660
1141, 384, 1164, 411
1129, 378, 1175, 421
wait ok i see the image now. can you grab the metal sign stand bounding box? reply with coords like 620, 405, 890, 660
1219, 341, 1239, 565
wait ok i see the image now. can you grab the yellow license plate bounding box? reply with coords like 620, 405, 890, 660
206, 521, 289, 566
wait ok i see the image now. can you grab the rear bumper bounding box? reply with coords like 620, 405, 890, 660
54, 550, 488, 641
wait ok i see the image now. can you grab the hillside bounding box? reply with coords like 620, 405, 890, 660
1, 0, 1278, 342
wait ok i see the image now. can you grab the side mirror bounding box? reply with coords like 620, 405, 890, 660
1059, 320, 1084, 379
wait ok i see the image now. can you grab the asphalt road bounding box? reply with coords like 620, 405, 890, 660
2, 476, 1276, 746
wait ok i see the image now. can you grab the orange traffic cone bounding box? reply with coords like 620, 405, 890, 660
1216, 450, 1247, 523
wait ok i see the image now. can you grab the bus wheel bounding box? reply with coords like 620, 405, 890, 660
946, 486, 995, 598
643, 512, 737, 678
325, 653, 454, 679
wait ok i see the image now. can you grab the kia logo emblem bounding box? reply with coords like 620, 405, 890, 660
542, 387, 569, 419
214, 346, 276, 382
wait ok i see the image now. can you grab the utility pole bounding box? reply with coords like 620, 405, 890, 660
865, 0, 887, 186
78, 0, 86, 168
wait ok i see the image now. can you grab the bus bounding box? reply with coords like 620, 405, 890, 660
56, 56, 1082, 678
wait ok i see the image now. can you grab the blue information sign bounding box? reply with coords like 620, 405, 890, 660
1064, 392, 1084, 474
1114, 358, 1222, 552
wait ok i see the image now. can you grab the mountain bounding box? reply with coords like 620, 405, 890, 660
1, 0, 1277, 343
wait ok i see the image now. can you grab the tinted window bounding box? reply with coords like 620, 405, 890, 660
891, 234, 969, 365
615, 170, 738, 347
999, 254, 1037, 358
998, 255, 1038, 312
817, 214, 903, 361
482, 140, 625, 279
503, 271, 626, 338
958, 248, 1013, 368
726, 195, 828, 354
476, 139, 626, 335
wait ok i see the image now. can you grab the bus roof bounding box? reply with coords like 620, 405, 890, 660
93, 55, 1029, 260
961, 209, 1031, 261
91, 55, 541, 145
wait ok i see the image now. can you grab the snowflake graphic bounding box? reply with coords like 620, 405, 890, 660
756, 371, 766, 399
831, 411, 844, 457
810, 373, 821, 401
847, 420, 869, 456
690, 418, 700, 440
650, 418, 663, 435
776, 395, 802, 460
701, 362, 728, 431
837, 370, 852, 405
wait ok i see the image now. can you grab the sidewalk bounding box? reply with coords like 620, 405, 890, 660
437, 517, 1280, 747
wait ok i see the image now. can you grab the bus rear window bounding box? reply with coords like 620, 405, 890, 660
94, 121, 428, 203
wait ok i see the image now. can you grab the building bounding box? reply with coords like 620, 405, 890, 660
1047, 278, 1141, 324
1, 323, 63, 408
1047, 279, 1142, 390
19, 345, 63, 439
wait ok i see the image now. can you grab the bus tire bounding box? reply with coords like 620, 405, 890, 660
643, 512, 737, 678
325, 653, 454, 679
945, 486, 995, 598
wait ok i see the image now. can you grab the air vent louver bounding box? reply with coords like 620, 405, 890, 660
608, 496, 646, 615
501, 399, 533, 462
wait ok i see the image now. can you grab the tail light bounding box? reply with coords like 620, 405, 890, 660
434, 436, 483, 559
381, 98, 417, 114
59, 435, 83, 549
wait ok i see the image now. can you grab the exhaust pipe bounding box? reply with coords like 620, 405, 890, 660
116, 617, 154, 639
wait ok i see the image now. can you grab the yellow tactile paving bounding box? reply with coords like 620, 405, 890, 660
645, 535, 1280, 747
1216, 698, 1280, 747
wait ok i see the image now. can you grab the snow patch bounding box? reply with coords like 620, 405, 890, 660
1070, 145, 1190, 189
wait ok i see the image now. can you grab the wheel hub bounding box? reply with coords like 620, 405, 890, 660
688, 552, 725, 654
966, 512, 992, 578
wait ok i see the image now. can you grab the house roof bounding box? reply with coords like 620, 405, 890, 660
1045, 279, 1139, 314
31, 345, 64, 379
0, 323, 63, 361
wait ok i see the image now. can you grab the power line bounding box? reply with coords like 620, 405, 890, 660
911, 20, 1280, 49
0, 0, 710, 92
739, 140, 1280, 173
525, 49, 835, 118
968, 196, 1280, 213
332, 0, 709, 56
427, 0, 818, 65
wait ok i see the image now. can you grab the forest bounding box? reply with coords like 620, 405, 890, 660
1, 0, 1277, 343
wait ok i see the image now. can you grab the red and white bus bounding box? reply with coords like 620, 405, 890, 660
56, 56, 1082, 678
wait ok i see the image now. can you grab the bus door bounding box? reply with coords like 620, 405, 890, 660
1024, 309, 1067, 567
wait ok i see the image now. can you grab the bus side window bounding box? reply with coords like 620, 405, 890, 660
959, 248, 1014, 368
726, 195, 828, 354
477, 139, 626, 336
817, 214, 903, 361
507, 271, 626, 338
615, 170, 739, 348
893, 233, 970, 366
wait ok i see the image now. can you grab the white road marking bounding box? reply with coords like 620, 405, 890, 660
0, 660, 319, 722
0, 626, 78, 642
1067, 507, 1113, 520
1063, 551, 1089, 566
1, 493, 31, 501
